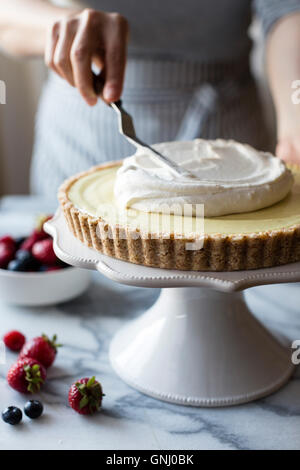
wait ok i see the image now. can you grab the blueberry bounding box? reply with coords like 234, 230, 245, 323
2, 406, 22, 425
24, 400, 43, 419
26, 257, 41, 271
39, 265, 48, 272
9, 251, 40, 272
7, 259, 25, 271
15, 250, 31, 261
15, 237, 26, 249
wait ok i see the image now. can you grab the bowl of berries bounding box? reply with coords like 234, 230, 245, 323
0, 215, 91, 306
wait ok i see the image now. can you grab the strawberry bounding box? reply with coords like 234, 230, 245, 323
32, 239, 57, 266
19, 334, 61, 368
3, 330, 26, 351
0, 243, 15, 269
7, 357, 46, 394
68, 377, 104, 415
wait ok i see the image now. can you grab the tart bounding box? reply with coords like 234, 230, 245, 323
58, 140, 300, 272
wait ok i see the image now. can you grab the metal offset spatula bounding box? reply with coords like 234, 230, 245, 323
93, 74, 193, 178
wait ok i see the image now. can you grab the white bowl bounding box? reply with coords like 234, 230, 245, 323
0, 266, 91, 306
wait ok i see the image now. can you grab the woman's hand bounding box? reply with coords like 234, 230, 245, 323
276, 111, 300, 165
276, 135, 300, 165
45, 8, 128, 106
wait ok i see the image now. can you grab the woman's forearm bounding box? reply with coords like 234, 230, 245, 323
0, 0, 78, 56
267, 12, 300, 139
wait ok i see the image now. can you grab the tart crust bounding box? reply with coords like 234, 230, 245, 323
58, 162, 300, 272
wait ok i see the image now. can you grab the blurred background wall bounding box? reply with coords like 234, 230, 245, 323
0, 19, 275, 197
0, 56, 46, 195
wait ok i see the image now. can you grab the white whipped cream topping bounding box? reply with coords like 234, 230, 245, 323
114, 139, 294, 217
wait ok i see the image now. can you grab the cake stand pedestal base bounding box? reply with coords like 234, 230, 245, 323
110, 287, 294, 406
45, 210, 300, 407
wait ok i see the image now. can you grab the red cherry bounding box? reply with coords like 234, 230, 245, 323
32, 239, 57, 265
20, 230, 47, 252
0, 236, 16, 249
0, 244, 15, 269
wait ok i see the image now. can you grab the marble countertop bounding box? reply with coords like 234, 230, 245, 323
0, 196, 299, 450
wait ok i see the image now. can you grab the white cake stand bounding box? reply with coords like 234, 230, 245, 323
45, 211, 300, 407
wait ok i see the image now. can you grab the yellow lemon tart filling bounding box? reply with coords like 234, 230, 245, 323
59, 140, 300, 272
